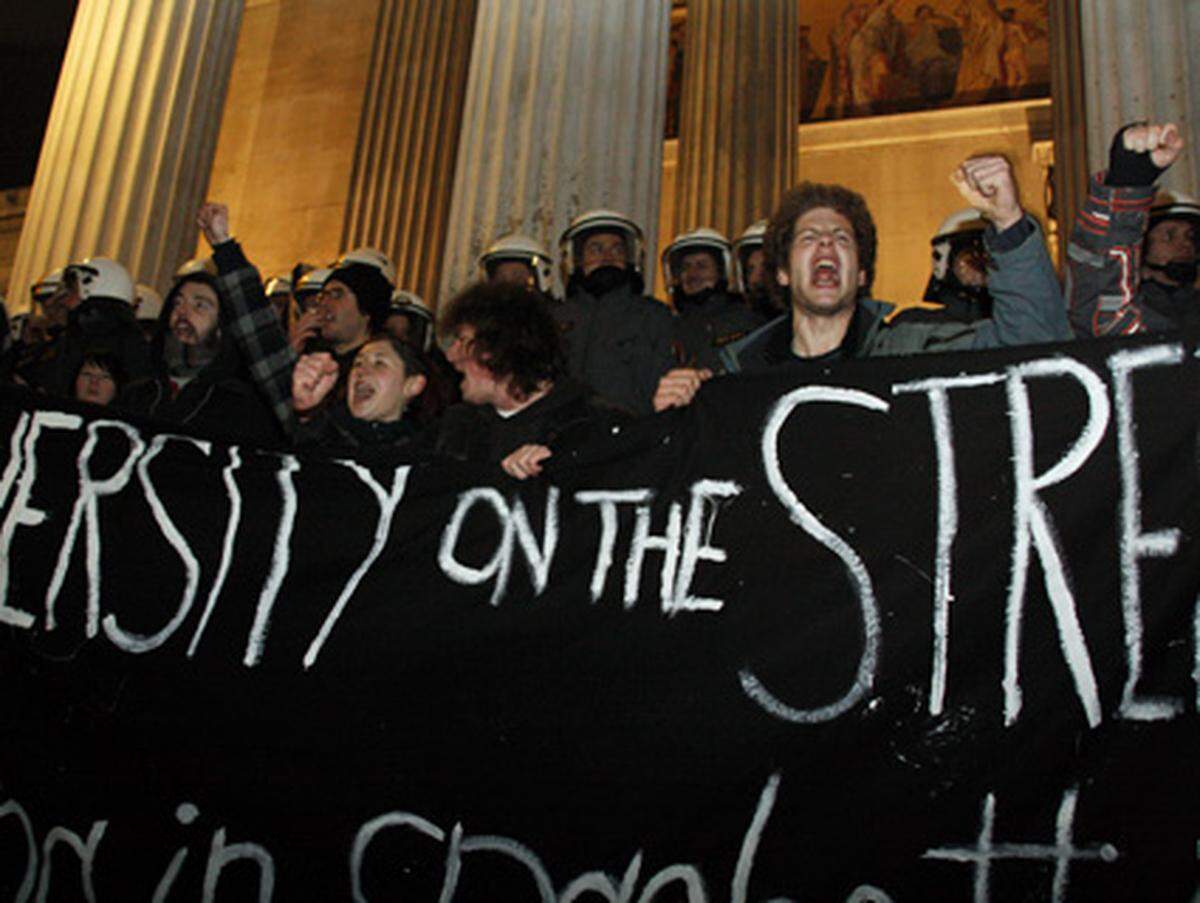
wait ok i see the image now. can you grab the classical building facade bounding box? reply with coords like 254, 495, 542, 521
5, 0, 1199, 313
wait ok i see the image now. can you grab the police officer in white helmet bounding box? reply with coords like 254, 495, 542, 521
554, 208, 675, 414
0, 269, 63, 366
733, 220, 782, 319
30, 267, 69, 333
479, 234, 556, 300
265, 274, 294, 326
385, 289, 435, 352
892, 209, 993, 326
6, 256, 151, 397
1144, 191, 1200, 290
663, 227, 766, 371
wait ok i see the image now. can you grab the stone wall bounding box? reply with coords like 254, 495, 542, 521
201, 0, 382, 283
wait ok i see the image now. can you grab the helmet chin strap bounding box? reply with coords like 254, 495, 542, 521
1144, 259, 1199, 286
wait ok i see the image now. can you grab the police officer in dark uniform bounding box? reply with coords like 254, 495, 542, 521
663, 227, 766, 372
894, 208, 993, 325
553, 209, 675, 414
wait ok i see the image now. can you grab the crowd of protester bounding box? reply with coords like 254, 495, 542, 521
0, 120, 1195, 479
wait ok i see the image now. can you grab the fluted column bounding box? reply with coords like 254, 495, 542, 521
673, 0, 797, 239
342, 0, 478, 308
9, 0, 244, 313
1049, 0, 1088, 269
439, 0, 671, 303
1079, 0, 1200, 195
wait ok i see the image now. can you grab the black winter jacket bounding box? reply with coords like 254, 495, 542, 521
432, 378, 631, 465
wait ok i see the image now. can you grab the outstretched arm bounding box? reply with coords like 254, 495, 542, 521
952, 154, 1069, 347
1065, 122, 1185, 338
199, 202, 299, 435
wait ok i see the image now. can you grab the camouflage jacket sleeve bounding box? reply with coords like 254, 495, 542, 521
212, 239, 298, 436
1065, 174, 1156, 338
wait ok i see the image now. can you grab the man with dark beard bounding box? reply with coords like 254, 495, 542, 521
552, 209, 676, 414
119, 270, 285, 446
663, 228, 765, 372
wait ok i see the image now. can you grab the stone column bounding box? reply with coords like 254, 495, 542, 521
673, 0, 797, 241
9, 0, 244, 312
1079, 0, 1200, 194
439, 0, 671, 303
341, 0, 478, 307
1049, 0, 1088, 268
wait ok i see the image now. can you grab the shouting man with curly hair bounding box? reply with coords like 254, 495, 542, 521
652, 155, 1069, 410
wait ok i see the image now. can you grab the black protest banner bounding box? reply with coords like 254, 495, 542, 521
1, 332, 1198, 902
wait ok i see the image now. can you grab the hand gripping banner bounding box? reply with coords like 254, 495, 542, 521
0, 332, 1197, 901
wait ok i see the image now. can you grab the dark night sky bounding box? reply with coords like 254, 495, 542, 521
0, 1, 78, 189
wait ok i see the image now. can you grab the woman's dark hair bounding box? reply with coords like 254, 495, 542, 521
439, 281, 564, 400
358, 332, 456, 426
361, 332, 426, 377
764, 182, 878, 303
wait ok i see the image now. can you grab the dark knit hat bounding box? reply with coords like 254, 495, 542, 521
326, 262, 392, 328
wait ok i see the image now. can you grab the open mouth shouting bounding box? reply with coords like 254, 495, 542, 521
351, 377, 376, 406
810, 255, 841, 288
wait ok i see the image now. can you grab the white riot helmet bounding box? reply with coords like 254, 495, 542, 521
559, 209, 645, 280
63, 257, 135, 305
387, 289, 435, 353
1148, 190, 1200, 235
479, 234, 555, 294
929, 209, 987, 280
265, 275, 293, 298
1146, 190, 1200, 284
30, 268, 64, 305
924, 209, 988, 301
661, 227, 733, 289
175, 257, 216, 280
334, 247, 397, 288
133, 284, 163, 321
294, 267, 332, 310
732, 220, 767, 293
